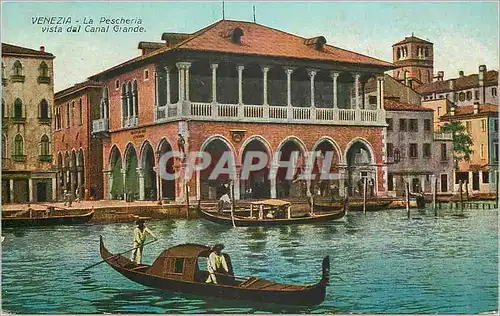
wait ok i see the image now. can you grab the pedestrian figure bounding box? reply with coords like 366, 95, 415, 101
368, 178, 375, 197
75, 186, 80, 203
131, 219, 157, 264
205, 244, 229, 284
177, 134, 186, 161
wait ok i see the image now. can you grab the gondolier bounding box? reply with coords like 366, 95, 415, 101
206, 243, 229, 284
131, 219, 157, 264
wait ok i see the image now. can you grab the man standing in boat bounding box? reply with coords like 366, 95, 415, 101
131, 219, 157, 264
206, 243, 229, 284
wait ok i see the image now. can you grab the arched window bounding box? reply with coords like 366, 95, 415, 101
418, 70, 422, 82
13, 98, 23, 119
40, 135, 50, 156
39, 62, 49, 77
2, 134, 6, 159
65, 102, 70, 128
13, 134, 23, 156
13, 60, 22, 76
397, 47, 401, 60
127, 81, 133, 118
425, 47, 429, 58
459, 92, 466, 102
466, 91, 472, 100
71, 101, 75, 126
133, 80, 138, 118
427, 70, 431, 83
40, 99, 49, 119
78, 98, 83, 125
121, 84, 127, 125
492, 87, 497, 97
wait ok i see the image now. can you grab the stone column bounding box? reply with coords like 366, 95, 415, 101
105, 170, 112, 200
28, 178, 34, 202
355, 73, 361, 109
378, 76, 385, 110
164, 66, 171, 105
308, 69, 317, 107
339, 168, 346, 197
137, 168, 145, 200
211, 63, 218, 103
176, 63, 185, 102
153, 167, 160, 201
77, 166, 83, 199
121, 168, 127, 200
126, 92, 131, 123
154, 67, 159, 107
9, 179, 14, 202
262, 66, 270, 105
132, 91, 137, 118
70, 168, 77, 199
285, 68, 294, 106
270, 178, 277, 199
237, 65, 245, 104
52, 176, 57, 201
185, 63, 191, 101
233, 165, 241, 200
331, 72, 339, 108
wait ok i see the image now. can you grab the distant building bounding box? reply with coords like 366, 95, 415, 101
392, 35, 434, 87
440, 103, 498, 194
421, 98, 454, 131
1, 43, 56, 202
53, 81, 104, 201
415, 65, 498, 106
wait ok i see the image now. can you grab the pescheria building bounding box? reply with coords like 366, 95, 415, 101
90, 19, 393, 202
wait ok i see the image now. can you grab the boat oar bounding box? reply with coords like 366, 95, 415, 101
80, 238, 158, 272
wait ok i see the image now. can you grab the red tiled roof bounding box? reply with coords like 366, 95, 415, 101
2, 42, 54, 58
441, 103, 498, 119
91, 19, 393, 79
415, 70, 498, 94
55, 80, 101, 100
384, 98, 433, 112
393, 35, 432, 46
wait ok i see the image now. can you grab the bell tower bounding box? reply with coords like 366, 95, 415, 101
392, 34, 434, 87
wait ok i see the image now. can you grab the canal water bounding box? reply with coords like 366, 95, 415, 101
2, 205, 498, 314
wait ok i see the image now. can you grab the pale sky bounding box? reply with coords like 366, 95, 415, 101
2, 1, 499, 92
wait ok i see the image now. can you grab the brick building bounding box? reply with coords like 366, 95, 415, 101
53, 80, 104, 201
392, 35, 434, 87
1, 43, 56, 202
89, 19, 393, 202
440, 103, 498, 194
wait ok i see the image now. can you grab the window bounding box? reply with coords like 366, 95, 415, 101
78, 98, 83, 125
386, 118, 393, 131
65, 103, 70, 128
39, 99, 49, 119
387, 143, 394, 158
481, 119, 487, 132
459, 92, 465, 102
423, 143, 431, 158
455, 172, 469, 184
40, 135, 50, 156
2, 135, 6, 159
399, 118, 407, 132
409, 119, 418, 132
493, 88, 498, 97
13, 60, 22, 76
13, 98, 23, 119
475, 90, 479, 100
480, 144, 485, 159
482, 171, 490, 184
115, 79, 120, 90
388, 173, 394, 191
409, 143, 418, 158
441, 143, 448, 161
494, 143, 498, 163
466, 91, 472, 100
2, 98, 6, 118
427, 70, 431, 83
368, 96, 377, 105
466, 121, 471, 133
174, 258, 184, 274
437, 106, 441, 117
144, 69, 149, 80
71, 101, 75, 126
13, 134, 23, 156
495, 119, 498, 132
424, 119, 431, 132
39, 62, 49, 77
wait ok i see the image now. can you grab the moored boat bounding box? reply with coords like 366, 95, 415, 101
99, 236, 329, 306
313, 199, 391, 212
197, 199, 346, 227
2, 208, 94, 227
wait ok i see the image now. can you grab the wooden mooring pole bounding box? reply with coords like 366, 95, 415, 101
363, 177, 367, 215
459, 180, 464, 214
433, 176, 437, 216
406, 181, 410, 219
185, 180, 190, 219
496, 170, 499, 209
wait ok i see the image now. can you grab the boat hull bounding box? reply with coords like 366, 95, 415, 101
2, 211, 94, 227
100, 238, 327, 306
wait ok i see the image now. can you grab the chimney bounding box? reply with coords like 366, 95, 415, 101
473, 102, 480, 114
449, 79, 456, 90
39, 45, 45, 52
437, 71, 444, 81
479, 64, 487, 103
459, 70, 464, 77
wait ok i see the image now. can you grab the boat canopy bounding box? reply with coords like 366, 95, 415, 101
250, 199, 291, 207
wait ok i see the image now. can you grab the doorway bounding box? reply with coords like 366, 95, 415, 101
440, 174, 448, 193
36, 182, 48, 202
472, 171, 480, 191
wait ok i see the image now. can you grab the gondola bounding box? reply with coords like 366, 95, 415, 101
99, 236, 329, 306
313, 199, 391, 212
197, 199, 346, 227
1, 209, 94, 227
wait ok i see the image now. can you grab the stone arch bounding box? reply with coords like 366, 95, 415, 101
157, 138, 175, 200
310, 137, 343, 197
239, 135, 272, 199
124, 142, 139, 200
108, 145, 123, 199
344, 138, 376, 197
139, 140, 156, 200
274, 136, 308, 198
199, 135, 237, 200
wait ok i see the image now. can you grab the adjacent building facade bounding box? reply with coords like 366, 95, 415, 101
440, 103, 498, 194
90, 19, 393, 202
1, 43, 57, 202
53, 81, 104, 201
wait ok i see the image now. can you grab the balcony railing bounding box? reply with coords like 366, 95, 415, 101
11, 154, 26, 162
92, 118, 109, 134
155, 101, 385, 126
37, 76, 51, 84
39, 154, 53, 162
434, 132, 453, 141
11, 75, 25, 83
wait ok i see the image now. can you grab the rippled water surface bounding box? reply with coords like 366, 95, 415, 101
2, 206, 498, 314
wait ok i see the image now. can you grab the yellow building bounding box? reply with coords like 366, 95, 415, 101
440, 103, 498, 194
422, 98, 454, 131
2, 43, 57, 202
